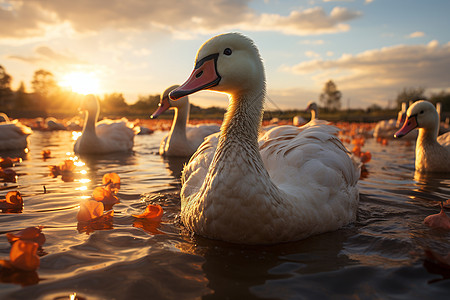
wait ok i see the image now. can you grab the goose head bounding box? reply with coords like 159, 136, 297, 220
169, 33, 265, 101
150, 85, 189, 118
306, 101, 318, 112
394, 100, 439, 138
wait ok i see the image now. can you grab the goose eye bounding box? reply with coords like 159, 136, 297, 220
420, 110, 424, 114
223, 48, 232, 56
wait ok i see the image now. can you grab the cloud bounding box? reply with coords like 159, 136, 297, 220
242, 6, 362, 35
0, 1, 362, 39
299, 39, 325, 45
281, 41, 450, 106
408, 31, 425, 38
8, 46, 86, 65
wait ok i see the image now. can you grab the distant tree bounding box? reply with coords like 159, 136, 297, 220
319, 80, 341, 111
366, 103, 382, 113
31, 69, 58, 112
101, 93, 129, 115
130, 94, 160, 113
395, 87, 426, 110
429, 90, 450, 112
0, 65, 13, 110
14, 81, 31, 109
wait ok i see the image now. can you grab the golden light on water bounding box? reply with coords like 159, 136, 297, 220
59, 72, 101, 95
72, 131, 82, 141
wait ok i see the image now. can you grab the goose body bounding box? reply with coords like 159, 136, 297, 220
0, 114, 32, 151
170, 33, 360, 244
151, 85, 220, 157
395, 100, 450, 173
74, 95, 135, 154
373, 103, 417, 140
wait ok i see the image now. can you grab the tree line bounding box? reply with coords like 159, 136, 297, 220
0, 64, 448, 120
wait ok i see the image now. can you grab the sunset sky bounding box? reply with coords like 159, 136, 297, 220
1, 0, 449, 110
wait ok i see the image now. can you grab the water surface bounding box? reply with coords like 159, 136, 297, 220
1, 129, 450, 300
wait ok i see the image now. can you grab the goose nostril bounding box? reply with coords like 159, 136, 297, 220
196, 71, 203, 78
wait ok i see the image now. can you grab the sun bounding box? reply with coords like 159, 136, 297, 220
59, 72, 101, 95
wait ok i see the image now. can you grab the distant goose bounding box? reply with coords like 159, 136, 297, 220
74, 95, 135, 154
169, 32, 360, 244
395, 100, 450, 173
45, 117, 66, 131
374, 103, 417, 140
0, 113, 32, 151
306, 101, 319, 121
151, 85, 220, 157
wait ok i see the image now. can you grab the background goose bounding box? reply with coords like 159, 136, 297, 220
151, 85, 220, 157
306, 101, 319, 121
74, 95, 135, 154
169, 32, 360, 244
395, 100, 450, 173
0, 113, 32, 151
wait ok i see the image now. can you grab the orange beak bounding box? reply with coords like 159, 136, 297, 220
169, 53, 221, 100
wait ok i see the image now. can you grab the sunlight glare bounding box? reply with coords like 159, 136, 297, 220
59, 72, 100, 95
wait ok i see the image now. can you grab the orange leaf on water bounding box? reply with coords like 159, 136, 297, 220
41, 150, 51, 159
6, 226, 46, 247
9, 240, 40, 271
92, 186, 119, 210
77, 200, 105, 222
102, 173, 121, 192
132, 204, 163, 221
0, 168, 18, 183
424, 208, 450, 230
360, 151, 372, 164
0, 157, 15, 168
0, 191, 23, 212
352, 145, 361, 157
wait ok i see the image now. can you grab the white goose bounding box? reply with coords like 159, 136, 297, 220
169, 33, 360, 244
0, 113, 32, 151
395, 100, 450, 173
306, 101, 319, 121
74, 95, 135, 154
151, 85, 220, 157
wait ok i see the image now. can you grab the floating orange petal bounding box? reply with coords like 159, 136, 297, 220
0, 168, 18, 183
77, 200, 105, 222
6, 226, 46, 247
59, 160, 76, 172
352, 145, 361, 157
9, 240, 40, 271
92, 186, 119, 210
360, 151, 372, 164
132, 204, 163, 222
0, 191, 23, 212
424, 208, 450, 230
49, 160, 76, 182
102, 173, 121, 192
0, 157, 18, 168
41, 150, 51, 159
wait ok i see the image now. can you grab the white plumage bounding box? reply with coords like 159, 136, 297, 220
170, 33, 360, 244
395, 100, 450, 173
74, 95, 135, 154
151, 85, 220, 157
0, 113, 32, 151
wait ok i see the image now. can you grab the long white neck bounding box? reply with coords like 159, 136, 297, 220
310, 109, 317, 120
211, 87, 268, 175
83, 108, 98, 136
167, 101, 189, 146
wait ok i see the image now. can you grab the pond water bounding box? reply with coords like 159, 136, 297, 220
0, 126, 450, 300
